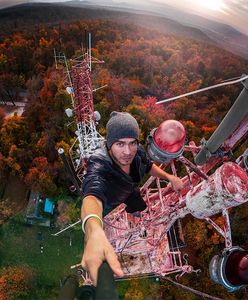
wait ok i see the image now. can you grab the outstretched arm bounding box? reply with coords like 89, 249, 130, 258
148, 163, 183, 191
81, 195, 124, 285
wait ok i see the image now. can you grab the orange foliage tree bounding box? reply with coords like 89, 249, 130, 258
0, 266, 34, 300
24, 156, 58, 196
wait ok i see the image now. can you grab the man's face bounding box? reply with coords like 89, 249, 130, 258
109, 138, 138, 167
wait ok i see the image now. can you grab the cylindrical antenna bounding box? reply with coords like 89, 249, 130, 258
84, 29, 88, 53
195, 78, 248, 165
89, 32, 92, 71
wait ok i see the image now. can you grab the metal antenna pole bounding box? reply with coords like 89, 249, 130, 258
89, 32, 92, 71
156, 74, 248, 104
195, 77, 248, 165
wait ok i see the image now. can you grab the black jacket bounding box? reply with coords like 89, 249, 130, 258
82, 143, 152, 215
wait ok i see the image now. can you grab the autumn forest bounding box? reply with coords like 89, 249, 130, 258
0, 3, 247, 300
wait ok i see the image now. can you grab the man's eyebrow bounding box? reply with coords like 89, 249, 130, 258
116, 139, 137, 144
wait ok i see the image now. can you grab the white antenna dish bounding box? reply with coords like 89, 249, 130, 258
66, 87, 73, 95
94, 111, 101, 122
65, 108, 73, 117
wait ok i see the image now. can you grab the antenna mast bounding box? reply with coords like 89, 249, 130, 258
54, 33, 105, 182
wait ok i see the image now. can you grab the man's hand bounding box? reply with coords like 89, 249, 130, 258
149, 164, 183, 192
81, 226, 124, 286
80, 196, 123, 285
168, 175, 184, 192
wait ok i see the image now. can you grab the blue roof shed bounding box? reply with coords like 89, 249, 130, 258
44, 198, 54, 214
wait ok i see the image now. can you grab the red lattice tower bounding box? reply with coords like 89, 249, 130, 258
68, 52, 103, 182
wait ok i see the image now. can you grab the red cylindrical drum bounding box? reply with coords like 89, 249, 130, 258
186, 162, 248, 218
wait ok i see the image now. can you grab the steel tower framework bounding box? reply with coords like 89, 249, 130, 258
104, 78, 248, 282
54, 41, 104, 182
55, 41, 248, 290
69, 53, 103, 181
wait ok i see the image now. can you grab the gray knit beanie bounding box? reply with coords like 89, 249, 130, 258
106, 111, 139, 149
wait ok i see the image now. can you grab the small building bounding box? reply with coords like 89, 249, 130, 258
25, 191, 54, 227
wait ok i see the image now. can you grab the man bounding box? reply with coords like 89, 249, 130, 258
81, 112, 183, 285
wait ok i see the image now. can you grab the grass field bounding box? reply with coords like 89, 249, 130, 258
0, 212, 83, 299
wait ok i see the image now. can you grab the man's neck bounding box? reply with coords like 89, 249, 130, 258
121, 165, 130, 175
